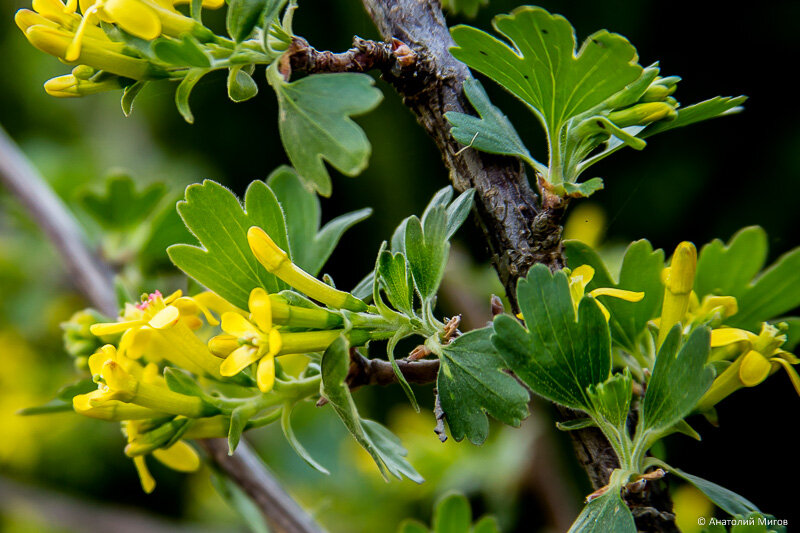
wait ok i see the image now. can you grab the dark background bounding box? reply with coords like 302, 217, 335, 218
1, 0, 798, 531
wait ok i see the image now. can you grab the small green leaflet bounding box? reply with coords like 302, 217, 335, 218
280, 402, 329, 474
320, 336, 423, 483
175, 68, 208, 124
267, 67, 382, 196
441, 0, 488, 18
437, 328, 529, 445
492, 264, 611, 411
445, 79, 545, 174
227, 67, 259, 103
451, 6, 642, 149
667, 466, 760, 517
641, 326, 714, 438
567, 490, 635, 533
586, 369, 632, 431
694, 226, 800, 331
78, 175, 166, 230
152, 35, 211, 68
377, 248, 414, 315
227, 0, 267, 42
168, 180, 289, 310
397, 492, 501, 533
17, 379, 96, 416
405, 206, 449, 302
565, 239, 664, 352
268, 166, 371, 276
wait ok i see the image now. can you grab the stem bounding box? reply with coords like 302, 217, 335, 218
0, 124, 323, 533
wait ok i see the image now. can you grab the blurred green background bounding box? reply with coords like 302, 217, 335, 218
1, 0, 798, 531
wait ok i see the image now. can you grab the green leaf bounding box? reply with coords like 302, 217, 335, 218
445, 189, 475, 240
227, 67, 259, 102
280, 402, 330, 474
405, 206, 449, 302
18, 379, 96, 416
138, 199, 195, 273
175, 68, 208, 123
563, 178, 604, 198
472, 516, 501, 533
445, 79, 543, 173
152, 35, 211, 67
398, 520, 430, 533
669, 466, 760, 517
227, 0, 267, 42
695, 226, 768, 300
556, 418, 597, 431
378, 248, 415, 315
228, 406, 249, 454
268, 166, 371, 276
78, 175, 166, 230
641, 326, 713, 436
433, 492, 472, 533
695, 226, 800, 331
642, 96, 747, 137
567, 491, 635, 533
121, 81, 146, 117
268, 68, 383, 196
164, 367, 205, 398
320, 336, 423, 482
492, 265, 611, 411
168, 180, 289, 309
450, 6, 642, 156
565, 239, 664, 353
437, 328, 529, 444
586, 369, 632, 430
441, 0, 487, 18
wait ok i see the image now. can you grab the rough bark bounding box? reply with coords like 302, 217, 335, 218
354, 1, 677, 530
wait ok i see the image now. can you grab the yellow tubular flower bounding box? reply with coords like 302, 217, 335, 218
78, 359, 211, 417
657, 242, 697, 347
696, 324, 800, 411
568, 265, 644, 321
247, 227, 368, 312
44, 72, 125, 97
90, 290, 223, 379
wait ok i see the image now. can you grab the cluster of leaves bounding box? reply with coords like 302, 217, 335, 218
398, 492, 500, 533
446, 6, 746, 197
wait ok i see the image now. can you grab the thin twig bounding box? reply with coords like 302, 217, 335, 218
0, 124, 323, 533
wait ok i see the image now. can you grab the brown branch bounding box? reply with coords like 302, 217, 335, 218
346, 348, 440, 388
353, 1, 677, 530
0, 125, 323, 533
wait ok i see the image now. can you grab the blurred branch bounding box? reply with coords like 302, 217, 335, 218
347, 348, 439, 388
354, 1, 677, 531
0, 476, 222, 533
0, 125, 118, 316
0, 124, 323, 533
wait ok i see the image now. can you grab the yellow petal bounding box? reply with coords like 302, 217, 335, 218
90, 319, 143, 336
256, 355, 275, 393
590, 287, 644, 302
596, 300, 611, 321
770, 357, 800, 397
152, 441, 201, 472
249, 288, 273, 332
208, 334, 239, 357
710, 328, 753, 348
148, 306, 180, 329
127, 326, 154, 359
101, 0, 161, 40
163, 289, 182, 303
88, 344, 117, 376
247, 226, 290, 272
220, 345, 260, 376
133, 456, 156, 493
738, 350, 771, 387
267, 328, 282, 356
221, 312, 256, 337
192, 291, 247, 317
174, 296, 219, 326
569, 265, 595, 303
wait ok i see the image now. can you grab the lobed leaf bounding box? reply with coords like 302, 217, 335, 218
268, 68, 382, 196
168, 180, 289, 309
492, 264, 611, 411
567, 491, 636, 533
78, 175, 166, 230
437, 328, 530, 444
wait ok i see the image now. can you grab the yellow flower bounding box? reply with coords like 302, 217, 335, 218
568, 265, 644, 321
90, 290, 223, 379
697, 323, 800, 410
211, 288, 365, 392
657, 241, 697, 346
74, 345, 212, 417
124, 419, 200, 493
247, 226, 368, 312
44, 69, 126, 97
